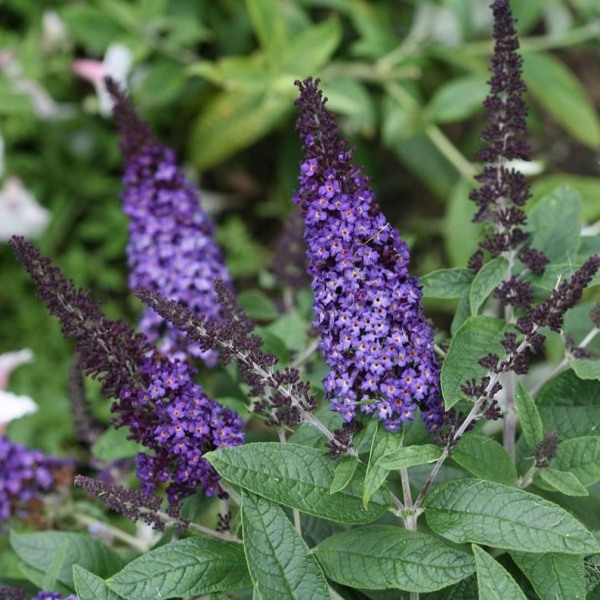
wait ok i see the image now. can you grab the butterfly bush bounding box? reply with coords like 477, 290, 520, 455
106, 78, 232, 365
293, 78, 444, 432
9, 237, 243, 509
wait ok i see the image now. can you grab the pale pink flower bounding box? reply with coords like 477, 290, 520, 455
72, 43, 132, 116
0, 349, 37, 430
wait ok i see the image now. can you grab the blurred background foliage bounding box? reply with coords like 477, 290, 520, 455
1, 0, 599, 455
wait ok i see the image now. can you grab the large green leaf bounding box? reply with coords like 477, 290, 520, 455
441, 316, 505, 409
451, 434, 517, 486
515, 382, 543, 449
280, 18, 342, 75
106, 538, 250, 599
421, 268, 474, 299
571, 358, 600, 381
531, 175, 600, 222
510, 552, 586, 600
469, 257, 509, 315
527, 186, 582, 264
444, 178, 480, 269
241, 491, 330, 599
246, 0, 308, 70
330, 456, 359, 494
377, 444, 442, 471
315, 526, 475, 593
73, 566, 125, 600
536, 370, 600, 439
91, 426, 142, 461
205, 443, 390, 524
472, 545, 527, 600
424, 479, 599, 554
363, 425, 404, 508
553, 437, 600, 487
426, 76, 487, 124
523, 52, 600, 149
190, 86, 293, 170
534, 467, 589, 497
10, 531, 125, 589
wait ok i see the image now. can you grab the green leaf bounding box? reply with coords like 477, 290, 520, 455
73, 565, 125, 600
91, 426, 142, 461
237, 289, 279, 321
377, 445, 442, 470
18, 564, 74, 597
531, 175, 600, 222
510, 552, 586, 600
205, 443, 390, 524
553, 437, 600, 486
10, 531, 125, 589
281, 18, 342, 75
188, 54, 270, 91
421, 268, 474, 299
60, 5, 122, 51
444, 178, 480, 269
315, 526, 475, 593
363, 425, 405, 508
571, 358, 600, 381
451, 434, 517, 486
536, 370, 600, 439
515, 382, 543, 449
321, 77, 376, 135
441, 316, 505, 410
265, 310, 308, 353
523, 52, 600, 149
241, 491, 330, 599
245, 0, 308, 70
472, 545, 527, 600
469, 257, 509, 315
426, 76, 487, 123
528, 185, 582, 263
534, 468, 589, 497
106, 538, 250, 599
191, 86, 293, 170
451, 294, 471, 336
424, 479, 599, 554
330, 457, 359, 494
43, 541, 69, 590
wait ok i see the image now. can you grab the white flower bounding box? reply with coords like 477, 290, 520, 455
0, 176, 51, 241
72, 43, 133, 117
0, 349, 37, 426
0, 390, 37, 425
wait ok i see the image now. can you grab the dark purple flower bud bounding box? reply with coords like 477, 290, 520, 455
494, 276, 534, 307
529, 256, 600, 333
468, 0, 550, 277
293, 77, 444, 433
520, 247, 549, 275
106, 79, 232, 365
75, 474, 166, 531
534, 429, 559, 468
590, 302, 600, 328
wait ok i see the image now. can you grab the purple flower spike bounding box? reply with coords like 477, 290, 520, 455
293, 78, 444, 433
10, 237, 243, 509
106, 78, 232, 365
469, 0, 537, 260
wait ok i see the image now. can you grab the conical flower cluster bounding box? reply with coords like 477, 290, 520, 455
294, 78, 444, 432
107, 79, 232, 365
